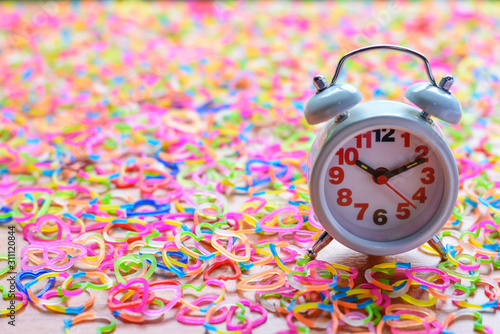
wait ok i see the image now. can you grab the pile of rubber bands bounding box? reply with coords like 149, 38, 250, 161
0, 1, 499, 333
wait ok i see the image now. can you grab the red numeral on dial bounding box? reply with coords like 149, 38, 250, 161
329, 167, 344, 185
354, 203, 369, 220
401, 132, 410, 147
421, 167, 435, 184
412, 187, 427, 203
415, 145, 429, 162
396, 203, 411, 219
335, 148, 359, 165
337, 188, 353, 206
355, 131, 372, 149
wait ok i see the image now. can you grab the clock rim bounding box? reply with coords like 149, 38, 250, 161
308, 100, 459, 256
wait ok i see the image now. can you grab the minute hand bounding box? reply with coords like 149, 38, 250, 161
385, 157, 426, 180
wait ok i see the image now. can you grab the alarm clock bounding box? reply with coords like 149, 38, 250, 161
305, 45, 461, 259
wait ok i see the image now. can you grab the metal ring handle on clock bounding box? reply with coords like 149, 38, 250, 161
330, 44, 437, 86
305, 44, 462, 126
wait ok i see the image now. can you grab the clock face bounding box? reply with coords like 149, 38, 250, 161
324, 127, 444, 242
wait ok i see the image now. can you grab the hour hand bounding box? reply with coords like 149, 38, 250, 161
386, 157, 426, 179
355, 160, 377, 177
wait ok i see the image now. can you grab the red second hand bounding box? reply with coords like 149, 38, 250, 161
385, 182, 417, 209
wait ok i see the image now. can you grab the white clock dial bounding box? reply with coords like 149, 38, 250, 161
324, 127, 444, 242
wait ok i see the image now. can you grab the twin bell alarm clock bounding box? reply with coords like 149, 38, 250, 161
305, 45, 461, 259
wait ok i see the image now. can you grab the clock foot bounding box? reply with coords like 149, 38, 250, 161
307, 231, 334, 259
427, 235, 448, 261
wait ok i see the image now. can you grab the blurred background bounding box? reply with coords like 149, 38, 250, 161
1, 1, 498, 125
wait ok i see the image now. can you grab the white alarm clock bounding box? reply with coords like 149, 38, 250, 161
306, 45, 461, 258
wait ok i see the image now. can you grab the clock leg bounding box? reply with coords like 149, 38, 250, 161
427, 235, 448, 261
307, 231, 334, 259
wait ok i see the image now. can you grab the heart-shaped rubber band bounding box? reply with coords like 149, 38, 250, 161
114, 254, 157, 284
237, 268, 286, 291
15, 269, 56, 301
226, 299, 268, 331
211, 231, 251, 262
177, 294, 229, 325
107, 278, 155, 313
180, 279, 226, 312
203, 258, 241, 281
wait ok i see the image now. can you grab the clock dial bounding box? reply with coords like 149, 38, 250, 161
324, 127, 444, 242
